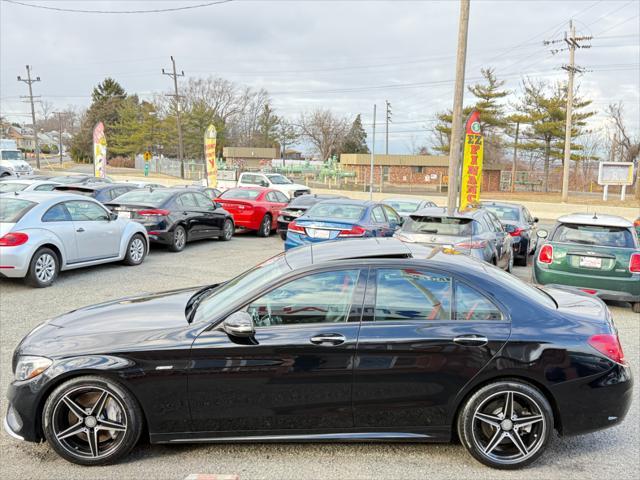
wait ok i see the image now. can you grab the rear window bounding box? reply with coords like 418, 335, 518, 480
404, 216, 473, 236
220, 189, 261, 200
384, 200, 421, 214
54, 187, 93, 196
305, 203, 365, 221
0, 183, 28, 193
0, 198, 36, 222
113, 189, 174, 206
552, 223, 635, 248
483, 205, 521, 222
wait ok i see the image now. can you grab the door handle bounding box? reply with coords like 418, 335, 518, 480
310, 333, 346, 346
76, 227, 85, 233
453, 335, 488, 346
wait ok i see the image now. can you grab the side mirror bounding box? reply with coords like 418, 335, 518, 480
109, 212, 118, 221
214, 202, 222, 209
222, 311, 255, 338
260, 181, 269, 187
537, 229, 548, 239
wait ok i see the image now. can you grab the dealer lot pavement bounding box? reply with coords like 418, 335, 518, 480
1, 235, 638, 480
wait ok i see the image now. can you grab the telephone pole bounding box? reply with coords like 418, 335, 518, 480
17, 65, 41, 169
447, 0, 470, 214
385, 100, 392, 155
369, 104, 377, 200
511, 120, 520, 193
162, 56, 186, 178
53, 111, 64, 165
546, 21, 591, 202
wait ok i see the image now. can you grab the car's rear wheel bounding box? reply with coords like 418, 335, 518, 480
457, 380, 553, 469
42, 375, 143, 466
257, 214, 271, 237
123, 234, 146, 265
219, 218, 234, 241
25, 247, 59, 288
168, 225, 187, 252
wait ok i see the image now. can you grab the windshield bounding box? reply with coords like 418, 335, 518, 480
552, 223, 635, 248
484, 205, 521, 222
0, 183, 29, 193
404, 216, 473, 236
1, 151, 22, 161
0, 198, 36, 222
384, 200, 422, 214
305, 203, 365, 221
220, 188, 261, 200
193, 253, 291, 323
266, 174, 292, 184
112, 189, 173, 206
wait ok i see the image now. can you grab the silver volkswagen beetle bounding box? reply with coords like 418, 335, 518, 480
0, 192, 149, 287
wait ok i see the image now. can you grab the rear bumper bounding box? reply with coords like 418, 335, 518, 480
0, 243, 37, 278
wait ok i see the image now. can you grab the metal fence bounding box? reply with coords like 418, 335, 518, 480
134, 155, 206, 181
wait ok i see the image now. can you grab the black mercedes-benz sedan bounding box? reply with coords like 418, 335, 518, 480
5, 239, 632, 468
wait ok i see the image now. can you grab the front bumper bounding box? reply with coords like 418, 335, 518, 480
5, 375, 48, 443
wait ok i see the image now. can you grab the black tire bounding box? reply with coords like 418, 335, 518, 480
457, 380, 553, 470
168, 225, 187, 252
515, 255, 528, 267
279, 231, 287, 241
42, 375, 143, 466
257, 214, 272, 237
25, 247, 59, 288
218, 218, 234, 241
123, 234, 146, 266
632, 302, 640, 314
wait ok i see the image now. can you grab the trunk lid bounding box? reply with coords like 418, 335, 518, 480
548, 243, 634, 279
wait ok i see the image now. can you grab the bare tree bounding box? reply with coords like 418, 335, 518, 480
606, 102, 640, 199
39, 100, 55, 122
299, 109, 349, 161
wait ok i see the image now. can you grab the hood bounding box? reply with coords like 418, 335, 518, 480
277, 183, 309, 191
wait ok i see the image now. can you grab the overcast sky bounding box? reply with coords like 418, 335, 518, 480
1, 0, 638, 154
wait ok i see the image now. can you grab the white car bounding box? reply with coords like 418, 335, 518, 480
0, 179, 61, 193
0, 191, 148, 287
219, 172, 310, 199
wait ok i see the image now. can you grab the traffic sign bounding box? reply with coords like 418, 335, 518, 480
143, 151, 152, 161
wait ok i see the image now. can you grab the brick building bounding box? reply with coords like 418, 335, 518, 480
222, 147, 279, 170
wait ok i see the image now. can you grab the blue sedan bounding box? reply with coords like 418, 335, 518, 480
284, 199, 402, 250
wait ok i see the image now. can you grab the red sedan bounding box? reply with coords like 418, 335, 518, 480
215, 187, 289, 237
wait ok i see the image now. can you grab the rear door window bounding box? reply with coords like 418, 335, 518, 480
193, 193, 213, 208
552, 223, 635, 248
266, 192, 279, 203
372, 206, 386, 223
177, 193, 198, 209
455, 282, 503, 321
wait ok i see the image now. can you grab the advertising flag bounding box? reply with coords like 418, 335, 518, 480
93, 122, 107, 178
204, 124, 218, 187
460, 110, 483, 210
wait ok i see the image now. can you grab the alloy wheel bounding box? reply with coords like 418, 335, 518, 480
174, 228, 186, 249
51, 386, 128, 460
470, 390, 546, 465
35, 253, 56, 283
129, 238, 145, 263
262, 216, 270, 236
223, 220, 234, 240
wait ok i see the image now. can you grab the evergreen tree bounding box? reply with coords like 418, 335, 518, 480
256, 103, 280, 147
341, 114, 369, 154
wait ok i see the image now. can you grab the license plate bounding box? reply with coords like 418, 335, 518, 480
307, 228, 331, 239
579, 256, 602, 269
118, 211, 131, 219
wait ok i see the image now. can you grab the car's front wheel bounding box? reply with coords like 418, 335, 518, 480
42, 375, 143, 466
457, 380, 553, 469
25, 247, 59, 288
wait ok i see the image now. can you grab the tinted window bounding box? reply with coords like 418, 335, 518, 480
65, 201, 109, 221
288, 194, 338, 207
220, 189, 261, 200
383, 205, 401, 224
177, 193, 198, 208
274, 191, 289, 203
375, 268, 452, 321
114, 189, 173, 206
241, 174, 259, 185
0, 183, 28, 193
305, 203, 365, 221
266, 174, 292, 184
403, 216, 472, 236
484, 204, 521, 222
265, 192, 279, 203
486, 212, 504, 232
203, 188, 217, 199
193, 193, 213, 208
372, 206, 386, 223
552, 223, 634, 248
42, 203, 71, 222
455, 282, 503, 321
34, 183, 57, 191
0, 198, 36, 222
247, 270, 361, 327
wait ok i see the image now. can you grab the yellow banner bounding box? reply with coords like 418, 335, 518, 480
93, 122, 107, 178
204, 124, 217, 187
460, 110, 483, 210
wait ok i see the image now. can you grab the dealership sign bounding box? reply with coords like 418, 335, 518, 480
597, 161, 635, 201
459, 110, 483, 210
204, 124, 218, 188
93, 122, 107, 178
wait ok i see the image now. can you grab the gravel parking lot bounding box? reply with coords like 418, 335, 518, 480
1, 234, 638, 480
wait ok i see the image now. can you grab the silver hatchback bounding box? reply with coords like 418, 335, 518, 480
0, 192, 149, 287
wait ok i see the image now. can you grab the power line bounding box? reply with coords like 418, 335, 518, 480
2, 0, 234, 14
17, 65, 41, 169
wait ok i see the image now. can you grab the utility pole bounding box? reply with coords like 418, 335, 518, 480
17, 65, 41, 169
447, 0, 471, 214
369, 104, 377, 200
385, 100, 392, 155
546, 21, 591, 203
53, 111, 64, 165
162, 56, 186, 178
511, 120, 520, 193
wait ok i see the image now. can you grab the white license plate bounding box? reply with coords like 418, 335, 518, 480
579, 256, 602, 268
308, 228, 331, 239
118, 211, 131, 219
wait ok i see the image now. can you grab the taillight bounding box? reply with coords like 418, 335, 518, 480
0, 232, 29, 247
580, 288, 598, 295
288, 221, 305, 234
509, 227, 524, 237
538, 244, 553, 264
338, 225, 366, 238
138, 209, 170, 216
629, 253, 640, 273
455, 240, 488, 249
588, 334, 626, 365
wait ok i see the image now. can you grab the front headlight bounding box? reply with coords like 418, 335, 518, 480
15, 356, 52, 381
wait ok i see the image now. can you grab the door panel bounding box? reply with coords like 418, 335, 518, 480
41, 203, 79, 263
353, 268, 510, 428
64, 200, 121, 261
